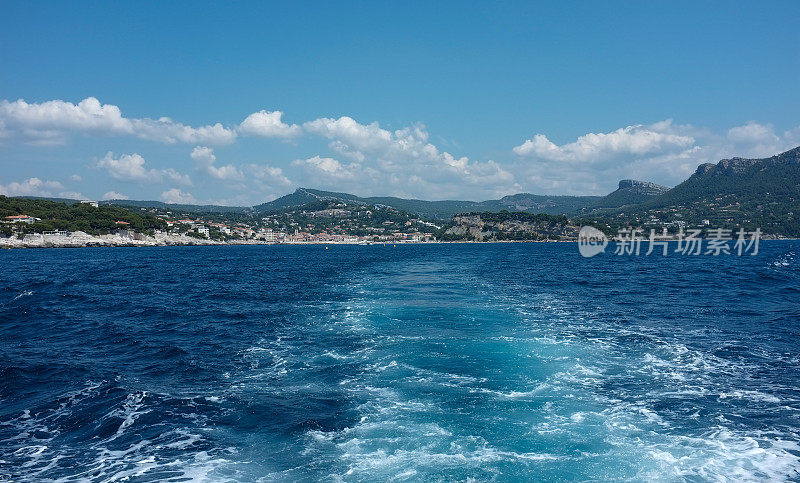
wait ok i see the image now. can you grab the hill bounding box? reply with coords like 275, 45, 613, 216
650, 147, 800, 208
493, 193, 599, 214
103, 199, 248, 213
254, 188, 488, 218
439, 211, 578, 241
0, 196, 166, 235
13, 146, 800, 236
254, 188, 598, 219
581, 180, 669, 212
16, 196, 249, 214
589, 147, 800, 235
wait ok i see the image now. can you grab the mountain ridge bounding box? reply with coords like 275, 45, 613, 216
582, 146, 800, 235
26, 146, 798, 234
254, 188, 602, 218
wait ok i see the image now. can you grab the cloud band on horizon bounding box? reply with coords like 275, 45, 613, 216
1, 96, 798, 204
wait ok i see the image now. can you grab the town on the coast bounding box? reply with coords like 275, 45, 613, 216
0, 199, 446, 248
3, 146, 800, 248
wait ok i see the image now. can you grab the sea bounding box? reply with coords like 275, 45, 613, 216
1, 242, 799, 481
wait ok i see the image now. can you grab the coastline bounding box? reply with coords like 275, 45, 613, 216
2, 231, 794, 250
0, 231, 576, 249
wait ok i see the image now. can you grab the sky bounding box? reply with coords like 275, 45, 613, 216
1, 1, 799, 205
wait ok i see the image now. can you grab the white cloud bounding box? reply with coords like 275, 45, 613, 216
0, 97, 237, 145
59, 191, 86, 200
97, 152, 191, 185
190, 146, 244, 181
239, 110, 301, 138
513, 122, 695, 162
511, 120, 800, 195
290, 154, 370, 196
249, 164, 291, 186
69, 174, 83, 182
0, 177, 63, 196
301, 116, 514, 198
160, 188, 197, 204
189, 146, 216, 164
102, 191, 129, 200
292, 155, 359, 179
0, 177, 84, 199
189, 146, 292, 196
727, 122, 779, 145
244, 164, 293, 204
132, 118, 236, 145
511, 121, 701, 194
4, 99, 799, 201
304, 116, 397, 154
723, 121, 800, 159
206, 164, 245, 181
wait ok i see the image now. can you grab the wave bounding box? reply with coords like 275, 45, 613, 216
2, 242, 799, 480
0, 381, 235, 481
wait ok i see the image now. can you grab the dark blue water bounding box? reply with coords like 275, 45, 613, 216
1, 243, 799, 481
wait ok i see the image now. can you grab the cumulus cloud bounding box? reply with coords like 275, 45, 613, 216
301, 116, 515, 198
292, 155, 359, 180
511, 121, 701, 194
97, 152, 192, 185
0, 97, 237, 145
304, 117, 398, 155
160, 188, 197, 204
4, 98, 800, 201
189, 146, 216, 164
239, 110, 301, 138
102, 191, 129, 200
248, 164, 292, 187
683, 121, 800, 172
190, 146, 244, 181
511, 120, 800, 195
188, 146, 292, 203
207, 164, 245, 182
0, 177, 83, 199
513, 122, 695, 162
0, 177, 63, 196
727, 122, 779, 145
723, 121, 800, 159
236, 164, 294, 204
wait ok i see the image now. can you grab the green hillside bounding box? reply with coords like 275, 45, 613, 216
591, 147, 800, 235
0, 196, 167, 235
104, 199, 248, 213
254, 188, 598, 219
494, 193, 599, 214
581, 180, 669, 212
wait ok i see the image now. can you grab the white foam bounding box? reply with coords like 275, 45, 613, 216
570, 412, 585, 423
109, 391, 148, 439
12, 290, 33, 301
718, 390, 782, 404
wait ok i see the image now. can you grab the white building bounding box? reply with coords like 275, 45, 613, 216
4, 215, 40, 224
260, 229, 277, 242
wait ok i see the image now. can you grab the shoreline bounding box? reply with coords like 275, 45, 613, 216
2, 235, 796, 249
0, 230, 579, 249
0, 238, 573, 249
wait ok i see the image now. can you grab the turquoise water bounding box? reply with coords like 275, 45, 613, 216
1, 243, 799, 480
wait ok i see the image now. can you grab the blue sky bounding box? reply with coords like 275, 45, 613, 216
1, 1, 798, 204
